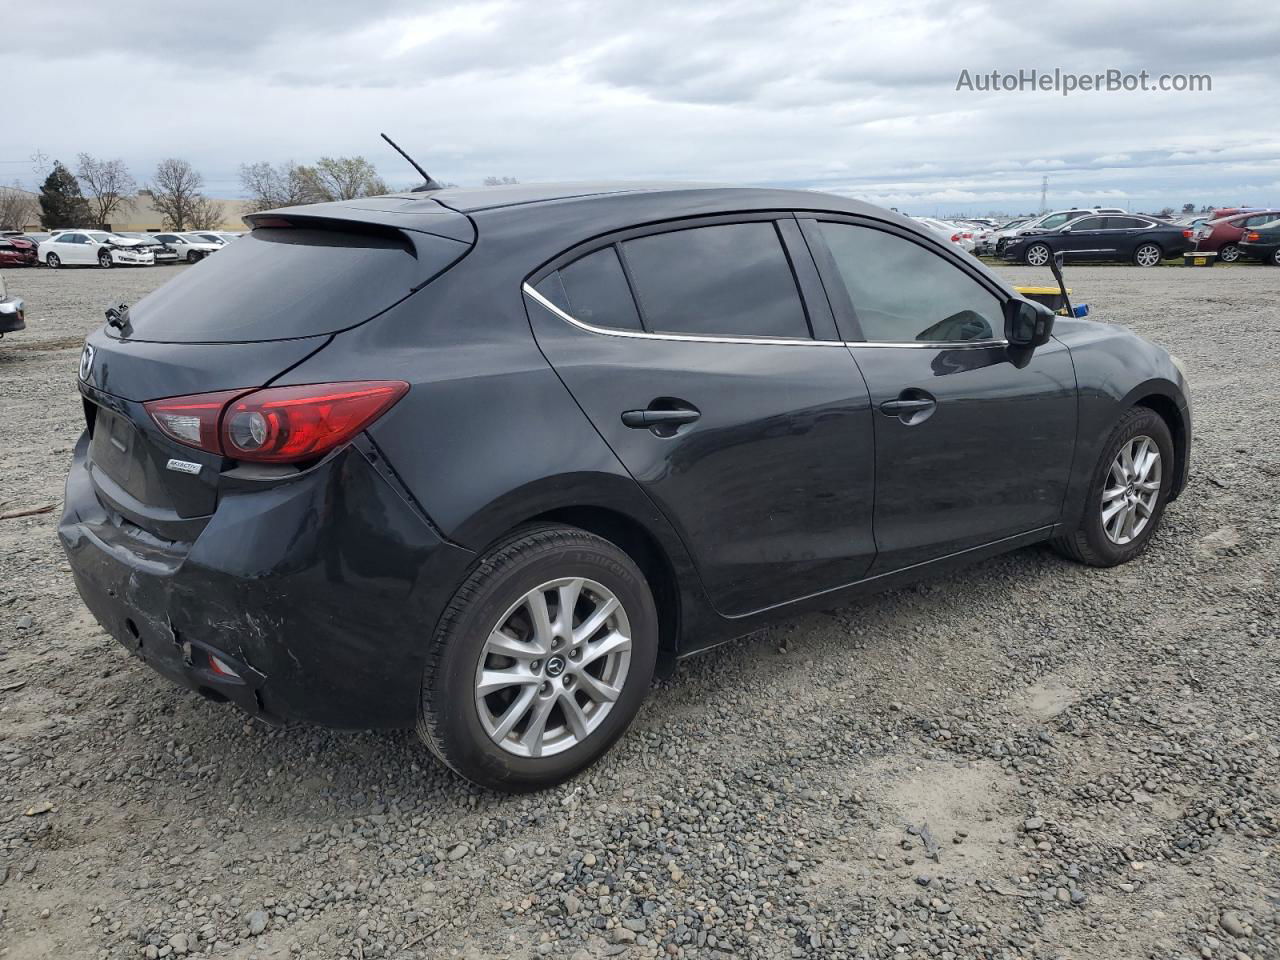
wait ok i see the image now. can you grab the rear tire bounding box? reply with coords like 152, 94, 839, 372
1134, 243, 1162, 267
1270, 248, 1280, 266
418, 524, 658, 791
1053, 407, 1174, 567
1218, 243, 1240, 263
45, 253, 61, 269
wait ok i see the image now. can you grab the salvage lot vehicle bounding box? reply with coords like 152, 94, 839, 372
0, 271, 24, 336
1001, 214, 1194, 267
0, 236, 38, 267
60, 183, 1191, 791
1192, 210, 1280, 263
1237, 222, 1280, 264
38, 231, 155, 268
150, 232, 222, 262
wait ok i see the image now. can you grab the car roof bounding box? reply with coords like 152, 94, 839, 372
257, 181, 924, 247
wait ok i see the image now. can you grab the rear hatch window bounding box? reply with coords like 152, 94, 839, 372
118, 226, 468, 343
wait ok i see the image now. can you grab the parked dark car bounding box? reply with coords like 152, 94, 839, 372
1001, 214, 1193, 267
1238, 222, 1280, 264
60, 183, 1192, 790
0, 271, 24, 336
1192, 210, 1280, 263
0, 236, 38, 267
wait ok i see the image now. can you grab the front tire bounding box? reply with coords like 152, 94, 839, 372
1218, 243, 1240, 263
1270, 248, 1280, 266
1134, 243, 1162, 267
186, 250, 202, 263
418, 524, 658, 791
98, 250, 113, 269
1025, 243, 1051, 266
1053, 407, 1174, 567
45, 253, 61, 269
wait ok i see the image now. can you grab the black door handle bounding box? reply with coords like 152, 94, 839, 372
879, 399, 934, 415
622, 408, 701, 428
879, 392, 937, 425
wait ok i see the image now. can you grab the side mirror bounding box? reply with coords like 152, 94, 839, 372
1004, 298, 1055, 349
1059, 226, 1072, 234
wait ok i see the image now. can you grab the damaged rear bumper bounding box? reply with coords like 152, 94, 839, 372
58, 433, 475, 729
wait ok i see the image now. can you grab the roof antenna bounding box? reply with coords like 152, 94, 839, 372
380, 133, 444, 192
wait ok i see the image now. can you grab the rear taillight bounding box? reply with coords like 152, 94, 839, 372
144, 381, 408, 463
950, 233, 961, 243
1182, 229, 1193, 239
1246, 231, 1261, 242
145, 389, 247, 452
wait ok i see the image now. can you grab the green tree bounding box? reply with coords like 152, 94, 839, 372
38, 161, 90, 228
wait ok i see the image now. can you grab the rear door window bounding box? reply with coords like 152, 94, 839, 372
122, 226, 466, 343
620, 222, 811, 339
1068, 217, 1105, 231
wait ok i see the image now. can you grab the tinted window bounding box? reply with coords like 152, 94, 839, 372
1067, 217, 1104, 231
156, 235, 180, 243
61, 233, 85, 244
818, 222, 1002, 343
621, 222, 810, 339
1038, 213, 1075, 230
1105, 217, 1144, 229
541, 247, 642, 331
123, 227, 465, 343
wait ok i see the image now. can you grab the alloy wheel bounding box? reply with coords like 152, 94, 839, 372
1135, 244, 1161, 267
1026, 244, 1050, 266
46, 253, 60, 268
474, 577, 632, 759
1101, 435, 1161, 545
98, 251, 112, 269
1219, 244, 1240, 263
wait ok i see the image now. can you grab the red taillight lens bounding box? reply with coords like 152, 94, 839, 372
1182, 229, 1193, 239
950, 233, 961, 243
221, 381, 408, 463
145, 389, 249, 453
1246, 231, 1260, 242
144, 381, 408, 463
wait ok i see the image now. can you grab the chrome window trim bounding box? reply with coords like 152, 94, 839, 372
523, 283, 1008, 350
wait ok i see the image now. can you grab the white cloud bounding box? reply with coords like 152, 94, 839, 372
6, 0, 1278, 214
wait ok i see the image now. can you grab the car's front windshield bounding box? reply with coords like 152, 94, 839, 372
89, 232, 113, 243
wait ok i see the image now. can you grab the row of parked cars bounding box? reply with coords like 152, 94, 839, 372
913, 207, 1280, 267
0, 229, 242, 269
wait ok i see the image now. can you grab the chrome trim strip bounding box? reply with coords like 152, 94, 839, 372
523, 283, 1008, 351
523, 283, 845, 347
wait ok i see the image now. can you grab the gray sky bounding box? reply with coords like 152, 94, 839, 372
8, 0, 1278, 214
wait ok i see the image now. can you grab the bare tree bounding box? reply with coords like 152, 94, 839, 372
239, 160, 320, 212
188, 196, 225, 231
0, 183, 39, 230
76, 154, 137, 229
149, 158, 207, 230
297, 156, 389, 202
483, 176, 520, 186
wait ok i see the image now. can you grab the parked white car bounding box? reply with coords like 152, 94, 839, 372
151, 232, 223, 262
914, 217, 977, 253
37, 231, 155, 269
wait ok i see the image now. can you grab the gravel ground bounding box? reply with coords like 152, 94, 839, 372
0, 262, 1277, 960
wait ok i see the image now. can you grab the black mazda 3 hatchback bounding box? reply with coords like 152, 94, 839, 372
60, 182, 1192, 790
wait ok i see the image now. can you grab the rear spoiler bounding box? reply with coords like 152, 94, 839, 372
243, 196, 474, 245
